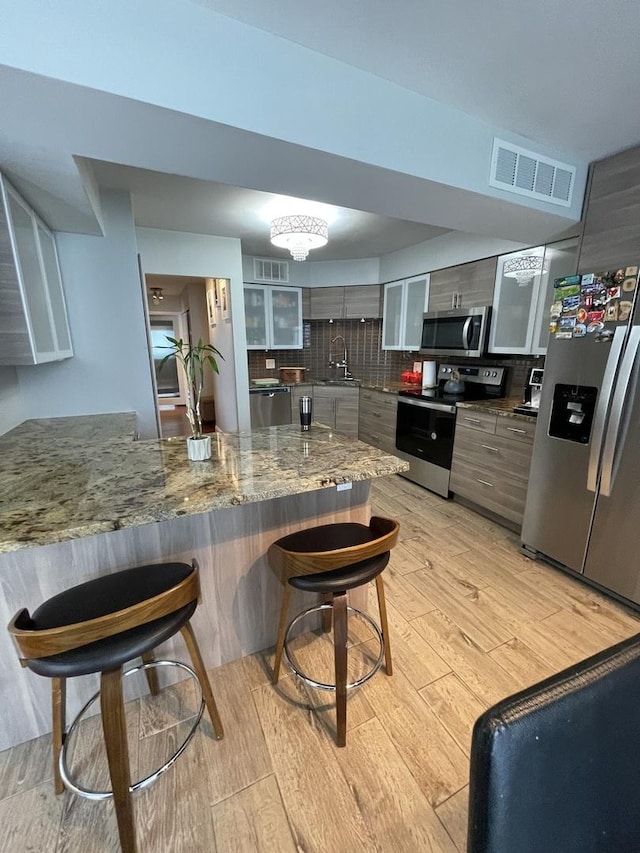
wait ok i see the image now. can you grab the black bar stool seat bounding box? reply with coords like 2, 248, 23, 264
8, 559, 224, 853
288, 552, 390, 594
268, 517, 399, 747
19, 563, 196, 678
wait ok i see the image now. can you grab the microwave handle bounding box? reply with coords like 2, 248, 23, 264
462, 316, 472, 350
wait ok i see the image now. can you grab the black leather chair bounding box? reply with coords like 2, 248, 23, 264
467, 632, 640, 853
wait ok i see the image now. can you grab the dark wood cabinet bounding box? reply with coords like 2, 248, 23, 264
578, 145, 640, 273
358, 389, 397, 454
306, 285, 381, 320
450, 411, 535, 527
428, 257, 497, 312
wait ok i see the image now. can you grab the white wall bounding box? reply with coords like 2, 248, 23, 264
242, 256, 380, 287
16, 191, 158, 436
0, 367, 26, 435
188, 281, 214, 398
136, 229, 248, 432
379, 231, 534, 282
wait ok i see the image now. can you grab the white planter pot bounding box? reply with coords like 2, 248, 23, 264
187, 435, 212, 461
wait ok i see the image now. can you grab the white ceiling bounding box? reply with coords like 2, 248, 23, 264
90, 161, 449, 261
1, 0, 640, 262
191, 0, 640, 162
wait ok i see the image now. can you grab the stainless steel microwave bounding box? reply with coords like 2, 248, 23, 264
420, 306, 491, 358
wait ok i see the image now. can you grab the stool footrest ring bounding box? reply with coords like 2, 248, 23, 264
283, 603, 385, 692
59, 660, 204, 801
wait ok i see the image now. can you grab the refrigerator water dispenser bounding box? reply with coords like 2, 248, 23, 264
548, 384, 598, 443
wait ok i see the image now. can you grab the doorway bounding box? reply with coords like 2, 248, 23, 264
144, 274, 219, 438
150, 314, 188, 407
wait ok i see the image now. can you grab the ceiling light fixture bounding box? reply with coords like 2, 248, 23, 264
503, 255, 545, 286
150, 287, 164, 303
270, 215, 329, 262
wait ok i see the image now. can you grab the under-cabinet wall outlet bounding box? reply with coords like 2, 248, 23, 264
265, 358, 276, 369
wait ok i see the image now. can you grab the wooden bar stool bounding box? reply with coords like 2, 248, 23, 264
7, 559, 223, 853
268, 516, 399, 746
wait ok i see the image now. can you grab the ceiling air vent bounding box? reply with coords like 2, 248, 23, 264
253, 258, 289, 283
490, 139, 575, 208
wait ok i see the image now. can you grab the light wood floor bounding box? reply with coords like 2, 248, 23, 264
159, 406, 216, 438
2, 475, 640, 852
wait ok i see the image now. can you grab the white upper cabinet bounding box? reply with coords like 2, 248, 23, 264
0, 174, 73, 365
489, 239, 579, 355
244, 284, 303, 349
382, 275, 430, 350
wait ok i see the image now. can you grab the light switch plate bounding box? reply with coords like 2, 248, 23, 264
265, 358, 276, 369
413, 361, 421, 372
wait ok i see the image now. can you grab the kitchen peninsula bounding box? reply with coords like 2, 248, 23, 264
0, 415, 407, 750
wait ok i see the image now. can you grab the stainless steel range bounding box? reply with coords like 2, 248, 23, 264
395, 363, 506, 497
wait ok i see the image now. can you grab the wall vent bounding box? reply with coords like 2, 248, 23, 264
490, 139, 576, 208
253, 258, 289, 283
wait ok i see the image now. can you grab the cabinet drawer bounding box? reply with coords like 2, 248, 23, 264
456, 409, 497, 434
359, 390, 397, 417
450, 459, 529, 525
453, 427, 533, 478
358, 389, 398, 452
495, 416, 536, 445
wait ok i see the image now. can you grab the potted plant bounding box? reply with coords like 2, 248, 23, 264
157, 336, 224, 460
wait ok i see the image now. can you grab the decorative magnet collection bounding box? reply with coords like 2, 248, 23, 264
550, 267, 638, 339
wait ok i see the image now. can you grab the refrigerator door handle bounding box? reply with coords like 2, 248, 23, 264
586, 326, 626, 493
600, 326, 640, 497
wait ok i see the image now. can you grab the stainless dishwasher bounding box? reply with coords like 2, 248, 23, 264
249, 386, 292, 429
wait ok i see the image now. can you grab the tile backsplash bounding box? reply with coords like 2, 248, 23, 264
247, 319, 542, 399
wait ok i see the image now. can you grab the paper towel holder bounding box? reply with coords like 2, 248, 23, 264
422, 360, 437, 389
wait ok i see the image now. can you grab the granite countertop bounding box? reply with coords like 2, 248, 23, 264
456, 397, 536, 420
0, 416, 407, 554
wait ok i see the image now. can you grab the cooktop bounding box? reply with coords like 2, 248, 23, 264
399, 364, 506, 403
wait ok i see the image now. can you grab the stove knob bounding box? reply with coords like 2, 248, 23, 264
431, 432, 437, 440
492, 371, 498, 377
483, 370, 490, 377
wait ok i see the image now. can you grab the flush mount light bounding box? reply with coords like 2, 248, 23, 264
150, 287, 164, 304
503, 255, 545, 286
270, 215, 329, 262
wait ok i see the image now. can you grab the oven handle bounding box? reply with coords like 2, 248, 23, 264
397, 397, 456, 414
462, 316, 472, 350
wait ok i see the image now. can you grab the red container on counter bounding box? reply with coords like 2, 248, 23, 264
401, 370, 422, 385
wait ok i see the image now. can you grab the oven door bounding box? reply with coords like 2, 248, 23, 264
395, 397, 456, 469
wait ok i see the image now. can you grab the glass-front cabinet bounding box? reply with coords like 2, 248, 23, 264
0, 174, 73, 365
244, 284, 303, 350
489, 238, 579, 355
382, 275, 430, 350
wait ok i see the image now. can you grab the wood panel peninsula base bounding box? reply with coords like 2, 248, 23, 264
0, 416, 407, 750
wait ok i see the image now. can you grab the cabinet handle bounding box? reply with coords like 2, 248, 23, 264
464, 416, 481, 424
451, 293, 456, 309
480, 444, 499, 453
507, 426, 527, 434
477, 479, 494, 487
373, 412, 382, 418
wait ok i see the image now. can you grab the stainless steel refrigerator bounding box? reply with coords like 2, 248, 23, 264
521, 265, 640, 606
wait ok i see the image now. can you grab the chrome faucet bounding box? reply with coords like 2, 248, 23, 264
329, 334, 351, 379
